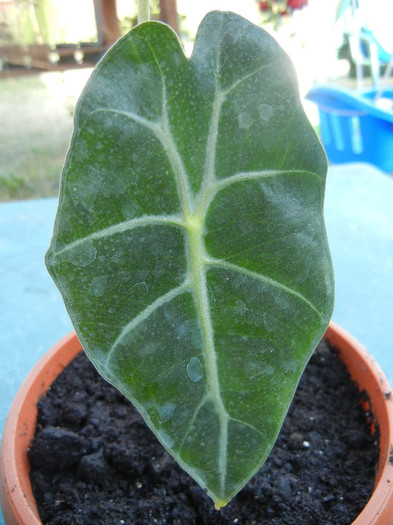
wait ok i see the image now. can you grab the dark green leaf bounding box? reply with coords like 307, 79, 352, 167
46, 11, 334, 507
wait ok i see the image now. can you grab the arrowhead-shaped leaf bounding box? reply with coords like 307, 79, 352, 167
46, 11, 334, 507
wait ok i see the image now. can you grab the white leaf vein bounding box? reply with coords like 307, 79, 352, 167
52, 215, 184, 260
222, 63, 272, 97
205, 257, 321, 316
178, 395, 209, 454
228, 415, 265, 439
105, 281, 190, 368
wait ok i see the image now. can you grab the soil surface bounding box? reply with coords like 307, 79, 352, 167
29, 339, 379, 525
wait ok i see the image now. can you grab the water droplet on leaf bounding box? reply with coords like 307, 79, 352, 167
238, 112, 254, 129
157, 402, 176, 422
67, 240, 96, 267
187, 357, 203, 382
259, 103, 274, 121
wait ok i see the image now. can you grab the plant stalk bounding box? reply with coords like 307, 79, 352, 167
138, 0, 150, 24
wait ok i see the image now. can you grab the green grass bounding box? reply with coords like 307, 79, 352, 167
0, 70, 89, 201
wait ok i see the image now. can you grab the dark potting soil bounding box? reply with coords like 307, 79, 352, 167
29, 339, 379, 525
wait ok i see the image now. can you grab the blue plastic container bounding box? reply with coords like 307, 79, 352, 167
306, 85, 393, 173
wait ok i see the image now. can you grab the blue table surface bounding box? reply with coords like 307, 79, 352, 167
1, 162, 392, 523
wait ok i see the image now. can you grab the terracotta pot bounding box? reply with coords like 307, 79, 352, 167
324, 322, 393, 525
0, 333, 81, 525
1, 322, 393, 524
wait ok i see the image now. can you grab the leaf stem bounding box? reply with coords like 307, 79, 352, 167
138, 0, 150, 23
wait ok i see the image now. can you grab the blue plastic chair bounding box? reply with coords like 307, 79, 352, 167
359, 28, 392, 64
306, 85, 393, 173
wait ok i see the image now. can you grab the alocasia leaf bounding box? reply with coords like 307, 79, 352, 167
46, 11, 334, 507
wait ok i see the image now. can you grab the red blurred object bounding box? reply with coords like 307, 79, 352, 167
259, 1, 270, 11
258, 0, 308, 14
287, 0, 308, 9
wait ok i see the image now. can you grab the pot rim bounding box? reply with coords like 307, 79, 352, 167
0, 332, 82, 525
1, 322, 392, 525
325, 321, 393, 525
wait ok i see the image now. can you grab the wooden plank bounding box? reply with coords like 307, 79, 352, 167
0, 0, 121, 75
0, 45, 53, 70
93, 0, 121, 46
160, 0, 178, 34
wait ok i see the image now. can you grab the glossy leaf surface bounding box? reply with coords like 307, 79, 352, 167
46, 11, 334, 507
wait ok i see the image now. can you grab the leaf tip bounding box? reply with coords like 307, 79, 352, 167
214, 499, 228, 510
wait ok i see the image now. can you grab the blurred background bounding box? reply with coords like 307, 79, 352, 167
1, 0, 392, 202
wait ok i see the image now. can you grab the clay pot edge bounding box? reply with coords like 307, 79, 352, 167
1, 323, 393, 524
325, 321, 393, 525
0, 333, 82, 525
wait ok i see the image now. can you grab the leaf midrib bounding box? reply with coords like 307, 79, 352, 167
138, 38, 231, 499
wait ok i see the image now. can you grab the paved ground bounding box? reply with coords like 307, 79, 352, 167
1, 162, 392, 523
